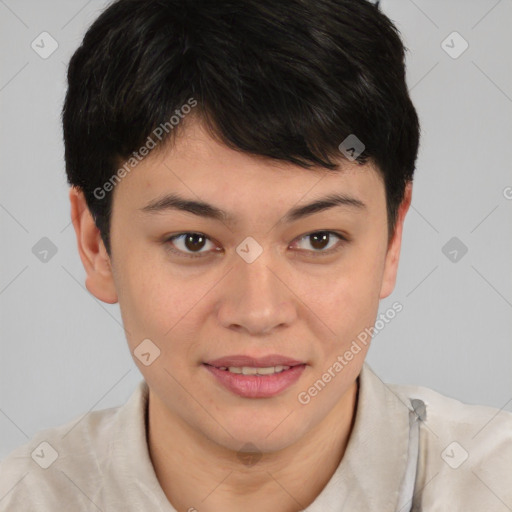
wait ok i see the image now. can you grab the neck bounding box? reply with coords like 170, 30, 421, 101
147, 379, 359, 512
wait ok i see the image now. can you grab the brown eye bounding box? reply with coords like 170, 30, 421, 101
165, 232, 217, 258
292, 231, 347, 256
309, 232, 331, 250
183, 233, 207, 251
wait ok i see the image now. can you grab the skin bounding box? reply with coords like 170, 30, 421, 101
69, 118, 412, 512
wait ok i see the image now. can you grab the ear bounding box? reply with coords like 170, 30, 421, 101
69, 186, 118, 304
379, 181, 412, 299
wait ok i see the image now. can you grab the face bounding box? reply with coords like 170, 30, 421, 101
71, 118, 410, 454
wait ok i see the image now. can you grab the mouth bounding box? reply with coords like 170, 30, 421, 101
205, 364, 296, 376
203, 355, 307, 398
204, 354, 305, 368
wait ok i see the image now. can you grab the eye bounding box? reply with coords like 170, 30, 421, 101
290, 231, 347, 256
164, 232, 220, 259
164, 230, 348, 260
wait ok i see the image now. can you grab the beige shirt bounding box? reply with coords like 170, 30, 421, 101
1, 363, 511, 511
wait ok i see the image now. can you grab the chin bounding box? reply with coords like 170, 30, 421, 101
211, 418, 305, 455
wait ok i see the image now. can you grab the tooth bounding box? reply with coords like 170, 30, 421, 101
256, 367, 276, 375
242, 367, 258, 375
225, 365, 292, 375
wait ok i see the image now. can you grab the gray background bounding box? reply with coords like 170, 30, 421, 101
1, 0, 511, 460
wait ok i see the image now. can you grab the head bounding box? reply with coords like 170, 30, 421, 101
64, 0, 419, 452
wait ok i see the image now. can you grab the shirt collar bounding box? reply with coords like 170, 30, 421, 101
304, 362, 413, 511
106, 362, 412, 511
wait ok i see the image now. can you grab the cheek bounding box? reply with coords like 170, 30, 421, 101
113, 253, 186, 349
116, 259, 223, 369
304, 242, 385, 348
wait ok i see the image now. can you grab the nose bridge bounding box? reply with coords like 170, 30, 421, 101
217, 241, 296, 335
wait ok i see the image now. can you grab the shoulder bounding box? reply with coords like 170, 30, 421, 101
0, 392, 136, 511
391, 381, 512, 510
393, 381, 512, 436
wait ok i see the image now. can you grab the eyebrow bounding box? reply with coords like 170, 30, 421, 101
139, 192, 366, 225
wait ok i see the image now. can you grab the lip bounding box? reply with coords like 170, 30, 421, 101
204, 354, 305, 368
203, 355, 307, 398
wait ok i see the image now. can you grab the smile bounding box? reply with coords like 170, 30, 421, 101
203, 363, 306, 398
215, 365, 291, 375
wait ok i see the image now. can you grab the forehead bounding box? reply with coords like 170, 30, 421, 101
112, 118, 385, 217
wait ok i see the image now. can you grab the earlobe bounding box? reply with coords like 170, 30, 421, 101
379, 182, 413, 299
69, 187, 118, 304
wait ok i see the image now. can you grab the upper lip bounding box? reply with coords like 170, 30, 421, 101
204, 354, 305, 368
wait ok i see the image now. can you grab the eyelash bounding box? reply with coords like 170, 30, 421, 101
163, 231, 348, 259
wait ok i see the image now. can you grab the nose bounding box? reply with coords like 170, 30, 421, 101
215, 249, 297, 337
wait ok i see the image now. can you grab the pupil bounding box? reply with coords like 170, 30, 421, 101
185, 233, 206, 251
310, 232, 329, 250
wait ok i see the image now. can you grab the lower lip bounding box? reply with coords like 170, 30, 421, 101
203, 364, 306, 398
